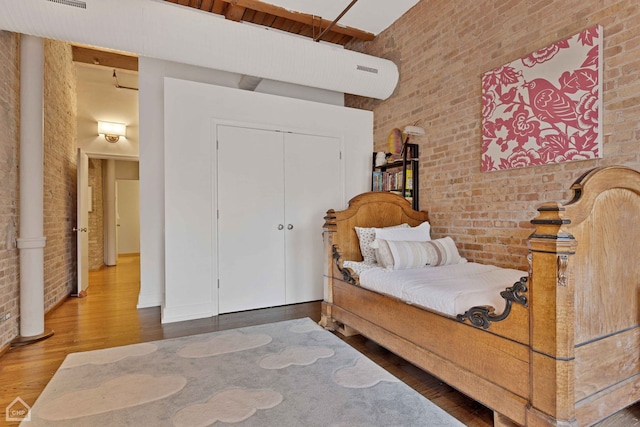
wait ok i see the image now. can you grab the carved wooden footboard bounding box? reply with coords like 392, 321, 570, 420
322, 166, 640, 426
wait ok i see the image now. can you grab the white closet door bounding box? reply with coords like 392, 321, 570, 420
217, 126, 286, 313
284, 133, 342, 303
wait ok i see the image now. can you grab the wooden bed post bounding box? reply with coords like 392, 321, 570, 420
527, 202, 579, 427
320, 210, 337, 330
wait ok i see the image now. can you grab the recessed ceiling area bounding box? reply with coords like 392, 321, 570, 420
163, 0, 420, 45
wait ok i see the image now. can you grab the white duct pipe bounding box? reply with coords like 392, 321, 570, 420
0, 0, 399, 100
14, 35, 53, 346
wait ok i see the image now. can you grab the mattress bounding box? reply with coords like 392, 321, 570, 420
355, 262, 526, 317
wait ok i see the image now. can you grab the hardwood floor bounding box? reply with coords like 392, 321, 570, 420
0, 255, 638, 426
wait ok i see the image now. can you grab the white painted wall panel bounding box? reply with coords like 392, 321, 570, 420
162, 78, 372, 323
163, 92, 216, 322
137, 57, 241, 309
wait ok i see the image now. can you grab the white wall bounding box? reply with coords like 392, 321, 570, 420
137, 57, 350, 309
76, 65, 139, 160
115, 160, 139, 180
0, 0, 387, 312
162, 78, 373, 323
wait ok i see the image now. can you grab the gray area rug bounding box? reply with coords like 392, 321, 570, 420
26, 318, 464, 426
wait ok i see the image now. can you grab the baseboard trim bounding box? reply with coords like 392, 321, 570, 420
45, 294, 71, 318
161, 302, 217, 324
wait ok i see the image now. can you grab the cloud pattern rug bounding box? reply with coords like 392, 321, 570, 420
25, 318, 464, 426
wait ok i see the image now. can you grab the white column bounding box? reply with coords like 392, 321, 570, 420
15, 35, 50, 343
104, 159, 117, 265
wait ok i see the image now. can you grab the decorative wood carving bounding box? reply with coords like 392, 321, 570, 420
332, 245, 358, 286
457, 277, 528, 329
557, 254, 569, 287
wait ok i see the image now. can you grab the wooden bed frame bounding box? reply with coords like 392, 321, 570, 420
320, 165, 640, 427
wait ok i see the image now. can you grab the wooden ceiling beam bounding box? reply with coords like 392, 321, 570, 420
213, 0, 374, 41
199, 0, 214, 11
271, 16, 288, 30
211, 0, 226, 14
253, 10, 267, 25
261, 14, 276, 27
72, 46, 138, 72
243, 9, 256, 21
288, 21, 304, 36
225, 4, 246, 21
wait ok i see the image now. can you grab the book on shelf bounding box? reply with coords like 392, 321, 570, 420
371, 146, 419, 210
372, 171, 383, 191
372, 170, 414, 192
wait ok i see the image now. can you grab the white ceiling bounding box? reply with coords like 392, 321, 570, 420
259, 0, 420, 35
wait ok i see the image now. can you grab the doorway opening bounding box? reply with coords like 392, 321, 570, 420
74, 54, 140, 297
83, 158, 140, 274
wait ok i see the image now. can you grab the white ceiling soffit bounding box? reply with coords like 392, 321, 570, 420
0, 0, 399, 100
265, 0, 421, 35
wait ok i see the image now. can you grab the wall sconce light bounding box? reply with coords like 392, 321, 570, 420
98, 121, 126, 143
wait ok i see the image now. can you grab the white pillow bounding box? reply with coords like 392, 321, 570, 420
372, 236, 465, 270
422, 237, 465, 266
373, 239, 428, 269
374, 221, 431, 241
354, 223, 409, 264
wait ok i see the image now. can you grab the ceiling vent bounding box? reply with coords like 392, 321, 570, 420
45, 0, 86, 9
0, 0, 398, 99
356, 65, 379, 74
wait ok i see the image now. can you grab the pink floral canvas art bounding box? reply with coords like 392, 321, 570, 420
481, 25, 603, 172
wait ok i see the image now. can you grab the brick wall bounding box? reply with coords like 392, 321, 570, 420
0, 35, 77, 349
88, 159, 104, 270
43, 39, 78, 309
0, 31, 20, 348
346, 0, 640, 270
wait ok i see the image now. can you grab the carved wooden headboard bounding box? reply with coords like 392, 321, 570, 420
323, 191, 429, 262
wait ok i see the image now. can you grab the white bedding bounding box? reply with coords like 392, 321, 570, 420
343, 260, 378, 277
356, 262, 526, 317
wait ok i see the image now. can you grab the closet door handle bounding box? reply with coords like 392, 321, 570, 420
287, 224, 294, 230
278, 224, 284, 230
